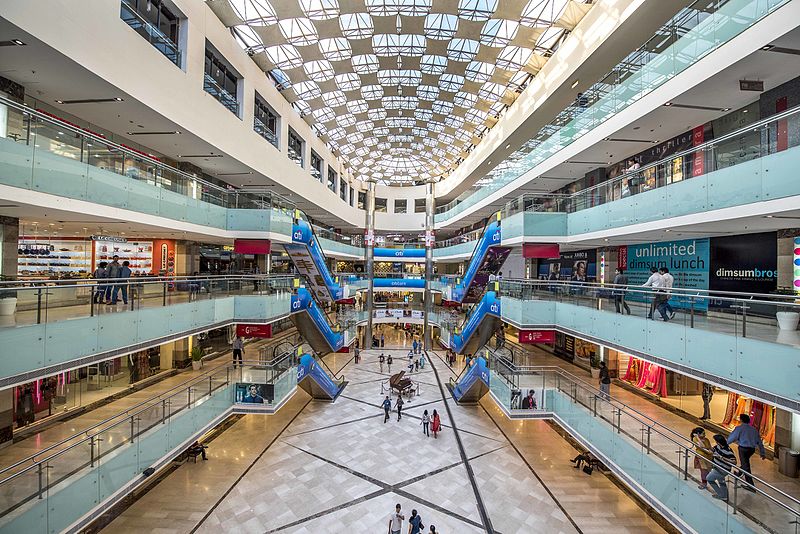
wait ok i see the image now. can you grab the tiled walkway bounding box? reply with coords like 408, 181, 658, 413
104, 333, 665, 533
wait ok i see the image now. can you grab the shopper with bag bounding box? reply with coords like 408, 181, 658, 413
431, 409, 441, 438
408, 509, 424, 534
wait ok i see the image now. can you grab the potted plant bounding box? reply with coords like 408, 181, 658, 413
0, 277, 18, 317
190, 346, 203, 371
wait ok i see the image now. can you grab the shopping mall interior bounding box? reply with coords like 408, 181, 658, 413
1, 0, 800, 532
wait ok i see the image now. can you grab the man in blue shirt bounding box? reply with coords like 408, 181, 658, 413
382, 395, 392, 424
727, 413, 766, 490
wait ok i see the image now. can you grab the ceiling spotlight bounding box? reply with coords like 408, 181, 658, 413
11, 39, 25, 46
761, 44, 774, 51
570, 79, 579, 89
664, 102, 673, 107
114, 97, 124, 101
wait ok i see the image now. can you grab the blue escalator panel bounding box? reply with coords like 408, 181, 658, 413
452, 356, 490, 404
284, 219, 343, 303
452, 220, 510, 303
297, 354, 346, 400
291, 288, 344, 354
451, 291, 501, 354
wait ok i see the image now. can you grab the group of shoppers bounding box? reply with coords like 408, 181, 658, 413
388, 503, 437, 534
612, 266, 676, 321
92, 255, 132, 305
691, 414, 767, 501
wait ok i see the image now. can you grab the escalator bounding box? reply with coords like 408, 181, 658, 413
449, 218, 511, 304
449, 355, 490, 404
290, 287, 345, 355
284, 213, 345, 304
450, 290, 502, 355
296, 353, 347, 401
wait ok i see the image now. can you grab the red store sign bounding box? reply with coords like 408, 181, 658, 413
236, 324, 273, 338
518, 329, 555, 344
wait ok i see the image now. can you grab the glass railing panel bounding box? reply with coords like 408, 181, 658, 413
203, 74, 239, 116
120, 0, 181, 66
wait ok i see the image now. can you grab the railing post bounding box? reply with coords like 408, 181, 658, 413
615, 408, 621, 434
162, 281, 167, 306
90, 436, 96, 467
690, 298, 695, 328
646, 426, 651, 454
162, 399, 167, 424
683, 448, 689, 480
187, 387, 192, 408
209, 375, 213, 396
90, 291, 95, 317
741, 305, 747, 338
732, 477, 739, 514
592, 395, 597, 417
37, 463, 44, 499
130, 415, 136, 442
36, 288, 43, 324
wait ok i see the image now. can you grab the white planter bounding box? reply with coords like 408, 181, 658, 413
777, 312, 800, 331
0, 298, 17, 316
191, 360, 202, 371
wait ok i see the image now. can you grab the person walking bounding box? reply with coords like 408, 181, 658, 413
388, 503, 404, 534
394, 395, 404, 421
382, 395, 392, 424
431, 409, 441, 438
727, 413, 766, 491
111, 260, 132, 305
412, 339, 418, 354
105, 255, 122, 303
642, 267, 666, 320
658, 267, 676, 320
419, 352, 426, 369
92, 261, 108, 304
421, 409, 430, 437
598, 361, 611, 400
387, 354, 393, 372
521, 389, 537, 409
691, 427, 713, 490
408, 509, 424, 534
612, 267, 631, 314
707, 434, 738, 501
428, 527, 437, 534
232, 335, 244, 368
701, 383, 714, 420
381, 333, 385, 348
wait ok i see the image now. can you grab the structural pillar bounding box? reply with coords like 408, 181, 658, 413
423, 181, 435, 351
364, 181, 376, 348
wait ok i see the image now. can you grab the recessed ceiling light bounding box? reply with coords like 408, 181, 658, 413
570, 79, 579, 89
664, 102, 673, 107
743, 109, 749, 113
665, 229, 671, 232
762, 44, 774, 51
765, 215, 774, 218
11, 39, 25, 46
504, 144, 510, 149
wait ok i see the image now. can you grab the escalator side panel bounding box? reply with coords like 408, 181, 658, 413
296, 354, 346, 400
452, 356, 490, 404
285, 220, 342, 303
454, 221, 511, 303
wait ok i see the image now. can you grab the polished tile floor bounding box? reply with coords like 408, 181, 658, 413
106, 328, 665, 533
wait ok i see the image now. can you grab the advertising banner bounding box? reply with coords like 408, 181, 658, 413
373, 278, 426, 289
518, 330, 556, 344
297, 354, 340, 398
285, 220, 341, 302
236, 324, 272, 338
709, 232, 777, 299
523, 243, 560, 259
462, 246, 512, 302
623, 238, 710, 310
537, 249, 597, 282
235, 383, 274, 404
374, 247, 425, 258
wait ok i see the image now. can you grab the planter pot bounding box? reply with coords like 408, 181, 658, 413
589, 368, 600, 379
777, 312, 800, 331
0, 298, 17, 316
191, 360, 202, 371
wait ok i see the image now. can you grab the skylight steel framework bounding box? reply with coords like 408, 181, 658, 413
212, 0, 592, 185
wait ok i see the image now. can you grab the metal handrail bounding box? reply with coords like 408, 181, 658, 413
0, 355, 296, 487
490, 357, 800, 517
0, 94, 294, 207
502, 278, 800, 306
0, 274, 293, 290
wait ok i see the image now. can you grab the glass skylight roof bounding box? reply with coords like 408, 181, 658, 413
216, 0, 592, 185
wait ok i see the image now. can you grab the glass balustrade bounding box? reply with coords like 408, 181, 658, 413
482, 354, 800, 534
120, 0, 181, 66
436, 0, 791, 223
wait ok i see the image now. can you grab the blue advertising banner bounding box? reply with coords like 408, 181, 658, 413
291, 288, 343, 350
373, 247, 426, 258
623, 238, 710, 311
452, 291, 500, 352
297, 354, 340, 398
373, 278, 425, 289
453, 356, 490, 401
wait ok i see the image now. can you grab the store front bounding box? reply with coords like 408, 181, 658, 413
12, 346, 168, 430
613, 350, 776, 449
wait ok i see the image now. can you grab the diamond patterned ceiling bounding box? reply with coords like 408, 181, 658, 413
208, 0, 592, 185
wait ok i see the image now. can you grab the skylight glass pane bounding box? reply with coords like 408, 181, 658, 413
480, 19, 519, 47
446, 38, 479, 62
303, 60, 335, 82
445, 115, 465, 129
233, 25, 263, 50
478, 81, 505, 101
313, 107, 336, 123
230, 0, 277, 25
521, 0, 569, 26
357, 120, 375, 132
465, 61, 495, 83
339, 12, 374, 39
352, 54, 380, 74
420, 55, 447, 75
347, 99, 369, 114
416, 85, 439, 101
453, 91, 478, 108
269, 68, 291, 90
278, 18, 319, 46
415, 109, 433, 122
335, 72, 361, 91
265, 44, 302, 69
457, 0, 497, 21
365, 0, 432, 16
424, 13, 458, 40
319, 37, 352, 61
361, 85, 384, 100
496, 46, 533, 70
292, 80, 322, 100
438, 74, 464, 92
300, 0, 340, 21
338, 114, 357, 127
432, 100, 454, 115
328, 127, 346, 140
322, 90, 347, 107
369, 109, 388, 121
377, 69, 422, 86
373, 34, 426, 57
